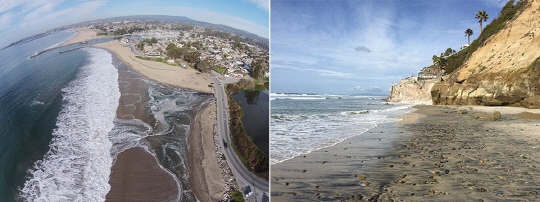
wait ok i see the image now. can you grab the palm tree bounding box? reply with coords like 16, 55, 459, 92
464, 28, 473, 45
475, 10, 489, 33
432, 55, 447, 69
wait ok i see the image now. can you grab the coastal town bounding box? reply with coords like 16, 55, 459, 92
75, 18, 269, 80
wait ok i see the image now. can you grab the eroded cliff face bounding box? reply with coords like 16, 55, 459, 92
431, 0, 540, 108
388, 77, 438, 105
431, 69, 540, 108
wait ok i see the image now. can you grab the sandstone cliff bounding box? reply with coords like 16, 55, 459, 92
432, 0, 540, 108
392, 0, 540, 108
388, 77, 438, 105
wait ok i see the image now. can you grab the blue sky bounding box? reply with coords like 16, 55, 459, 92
271, 0, 507, 95
0, 0, 269, 48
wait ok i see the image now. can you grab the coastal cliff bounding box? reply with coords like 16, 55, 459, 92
391, 0, 540, 108
431, 68, 540, 108
387, 77, 437, 105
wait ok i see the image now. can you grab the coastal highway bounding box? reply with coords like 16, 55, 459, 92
210, 72, 269, 202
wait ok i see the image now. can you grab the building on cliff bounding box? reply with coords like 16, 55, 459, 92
390, 0, 540, 108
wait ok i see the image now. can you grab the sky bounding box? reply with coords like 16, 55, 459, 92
271, 0, 507, 95
0, 0, 269, 48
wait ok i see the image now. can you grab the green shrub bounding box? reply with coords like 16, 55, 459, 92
479, 65, 486, 72
230, 190, 245, 202
446, 0, 526, 74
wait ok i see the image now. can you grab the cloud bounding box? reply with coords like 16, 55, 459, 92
354, 45, 371, 53
352, 85, 384, 92
243, 0, 269, 11
0, 12, 14, 31
309, 69, 354, 78
0, 0, 24, 13
170, 6, 268, 38
19, 0, 107, 28
23, 3, 56, 21
272, 63, 354, 78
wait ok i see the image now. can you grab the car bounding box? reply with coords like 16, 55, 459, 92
223, 139, 228, 148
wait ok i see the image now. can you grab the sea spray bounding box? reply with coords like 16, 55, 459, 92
19, 48, 119, 202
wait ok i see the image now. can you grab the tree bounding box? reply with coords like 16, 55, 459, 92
432, 55, 447, 69
196, 59, 214, 72
464, 28, 473, 45
184, 51, 201, 64
150, 37, 157, 44
136, 42, 144, 51
250, 58, 268, 79
475, 10, 489, 33
444, 48, 453, 56
165, 43, 181, 59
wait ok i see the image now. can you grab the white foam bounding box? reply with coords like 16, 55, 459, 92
108, 118, 152, 158
271, 103, 412, 164
19, 48, 120, 202
30, 100, 45, 106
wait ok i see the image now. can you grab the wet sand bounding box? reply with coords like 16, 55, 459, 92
188, 102, 226, 201
105, 51, 180, 201
271, 105, 540, 201
106, 147, 179, 202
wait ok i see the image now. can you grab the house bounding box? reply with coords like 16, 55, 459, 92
146, 50, 161, 56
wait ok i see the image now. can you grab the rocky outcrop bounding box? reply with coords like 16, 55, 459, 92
431, 0, 540, 108
388, 77, 438, 105
431, 69, 540, 108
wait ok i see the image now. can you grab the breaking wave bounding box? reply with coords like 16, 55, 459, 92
19, 48, 120, 202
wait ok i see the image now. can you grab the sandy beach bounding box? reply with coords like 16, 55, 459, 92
106, 147, 180, 202
188, 102, 226, 201
93, 40, 212, 93
61, 29, 107, 46
271, 105, 540, 201
105, 51, 180, 201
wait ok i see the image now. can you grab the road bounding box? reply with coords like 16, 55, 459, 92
209, 72, 269, 202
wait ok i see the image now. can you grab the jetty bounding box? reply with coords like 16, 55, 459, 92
28, 38, 112, 59
59, 46, 86, 54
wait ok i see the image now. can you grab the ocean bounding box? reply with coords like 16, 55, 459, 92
0, 32, 210, 201
270, 93, 412, 164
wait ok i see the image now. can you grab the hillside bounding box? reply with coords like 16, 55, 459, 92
391, 0, 540, 108
432, 0, 540, 108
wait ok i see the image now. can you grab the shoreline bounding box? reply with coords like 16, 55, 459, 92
92, 40, 213, 94
188, 101, 228, 201
272, 105, 540, 201
96, 41, 224, 201
271, 105, 415, 165
60, 29, 108, 46
104, 48, 181, 201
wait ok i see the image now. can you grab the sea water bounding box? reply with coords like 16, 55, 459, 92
19, 48, 120, 201
0, 32, 120, 201
0, 32, 209, 202
270, 93, 412, 164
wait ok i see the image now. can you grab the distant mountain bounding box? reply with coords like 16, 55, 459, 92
2, 15, 268, 50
